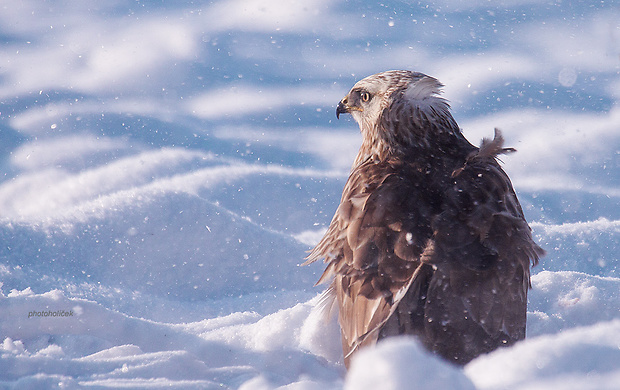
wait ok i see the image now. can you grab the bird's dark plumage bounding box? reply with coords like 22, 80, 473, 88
304, 70, 544, 367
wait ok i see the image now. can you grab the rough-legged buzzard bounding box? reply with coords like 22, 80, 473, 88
304, 70, 544, 367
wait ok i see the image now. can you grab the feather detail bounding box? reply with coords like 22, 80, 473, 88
452, 128, 516, 178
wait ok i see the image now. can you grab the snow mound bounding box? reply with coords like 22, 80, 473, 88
466, 319, 620, 390
345, 337, 475, 390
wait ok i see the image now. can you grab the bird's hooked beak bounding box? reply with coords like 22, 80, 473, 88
336, 99, 349, 119
336, 96, 362, 119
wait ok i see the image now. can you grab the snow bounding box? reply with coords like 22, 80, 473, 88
345, 338, 476, 390
0, 0, 618, 388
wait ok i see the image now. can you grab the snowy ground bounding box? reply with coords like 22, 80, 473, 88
0, 0, 618, 389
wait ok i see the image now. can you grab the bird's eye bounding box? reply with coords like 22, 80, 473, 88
360, 91, 371, 102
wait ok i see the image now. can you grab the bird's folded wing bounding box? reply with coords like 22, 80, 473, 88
314, 161, 435, 359
425, 131, 545, 337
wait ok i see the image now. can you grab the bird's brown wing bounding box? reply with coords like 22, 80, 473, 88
415, 131, 545, 363
306, 158, 436, 366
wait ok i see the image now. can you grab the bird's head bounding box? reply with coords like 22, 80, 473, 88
337, 70, 461, 162
336, 70, 447, 125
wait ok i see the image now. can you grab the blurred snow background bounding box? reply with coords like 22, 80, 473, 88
0, 0, 618, 388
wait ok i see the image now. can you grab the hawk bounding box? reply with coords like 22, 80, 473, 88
304, 70, 544, 367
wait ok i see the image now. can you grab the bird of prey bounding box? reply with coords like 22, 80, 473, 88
304, 70, 544, 368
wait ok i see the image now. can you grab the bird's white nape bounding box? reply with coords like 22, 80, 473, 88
403, 76, 444, 101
